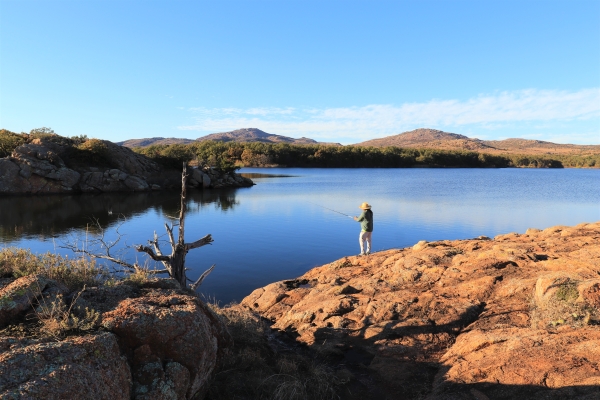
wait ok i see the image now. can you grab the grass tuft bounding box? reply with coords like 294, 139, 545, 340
34, 286, 100, 338
530, 279, 599, 329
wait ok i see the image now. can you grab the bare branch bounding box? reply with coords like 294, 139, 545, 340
135, 245, 171, 262
147, 269, 170, 274
65, 248, 138, 271
152, 231, 165, 257
190, 264, 215, 291
165, 223, 176, 250
185, 234, 214, 251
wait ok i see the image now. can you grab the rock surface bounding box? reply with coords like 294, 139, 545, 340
187, 165, 253, 190
0, 279, 232, 399
0, 274, 49, 328
0, 332, 131, 400
0, 137, 253, 194
241, 222, 600, 398
102, 289, 232, 399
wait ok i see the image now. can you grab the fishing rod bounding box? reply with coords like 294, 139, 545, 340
309, 202, 354, 219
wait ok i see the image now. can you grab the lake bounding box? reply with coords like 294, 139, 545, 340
1, 168, 599, 304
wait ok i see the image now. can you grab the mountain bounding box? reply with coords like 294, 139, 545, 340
195, 128, 322, 145
119, 128, 340, 148
118, 137, 195, 147
118, 128, 599, 155
481, 138, 600, 155
355, 128, 600, 155
356, 128, 495, 152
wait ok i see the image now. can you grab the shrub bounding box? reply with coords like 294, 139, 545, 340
58, 138, 115, 168
133, 144, 196, 169
0, 129, 28, 158
36, 288, 100, 338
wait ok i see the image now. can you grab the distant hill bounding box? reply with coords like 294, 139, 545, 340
118, 127, 599, 155
355, 128, 600, 155
481, 138, 600, 155
119, 128, 340, 148
118, 137, 195, 147
356, 128, 495, 152
195, 128, 324, 145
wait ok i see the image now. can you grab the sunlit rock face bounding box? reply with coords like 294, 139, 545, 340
242, 222, 600, 399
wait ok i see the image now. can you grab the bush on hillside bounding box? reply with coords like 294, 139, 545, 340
0, 129, 28, 158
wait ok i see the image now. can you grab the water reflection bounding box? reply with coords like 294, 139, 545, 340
0, 188, 242, 242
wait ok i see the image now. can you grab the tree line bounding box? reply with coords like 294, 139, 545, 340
133, 141, 599, 169
2, 129, 597, 169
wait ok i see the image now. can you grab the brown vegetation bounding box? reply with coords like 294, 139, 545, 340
356, 128, 600, 157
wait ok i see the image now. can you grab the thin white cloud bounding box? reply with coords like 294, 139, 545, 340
179, 88, 600, 144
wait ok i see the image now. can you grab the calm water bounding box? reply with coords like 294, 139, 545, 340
1, 168, 599, 303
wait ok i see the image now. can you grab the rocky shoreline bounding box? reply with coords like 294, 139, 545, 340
0, 222, 598, 399
242, 222, 600, 399
0, 137, 253, 195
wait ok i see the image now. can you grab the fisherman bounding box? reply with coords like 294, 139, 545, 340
354, 202, 373, 256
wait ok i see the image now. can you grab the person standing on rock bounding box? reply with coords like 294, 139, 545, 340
354, 202, 373, 256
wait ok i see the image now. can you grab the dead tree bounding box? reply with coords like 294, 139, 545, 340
135, 164, 214, 289
64, 164, 214, 290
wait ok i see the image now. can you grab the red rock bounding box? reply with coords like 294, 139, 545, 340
102, 289, 232, 399
241, 222, 600, 398
0, 275, 49, 327
0, 332, 131, 399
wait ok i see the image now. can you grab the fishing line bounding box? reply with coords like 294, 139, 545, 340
309, 201, 354, 219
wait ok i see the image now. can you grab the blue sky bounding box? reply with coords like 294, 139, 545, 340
1, 0, 599, 144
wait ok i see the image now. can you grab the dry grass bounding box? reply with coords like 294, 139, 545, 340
205, 303, 341, 400
34, 287, 100, 338
530, 280, 599, 329
121, 267, 153, 287
0, 248, 107, 290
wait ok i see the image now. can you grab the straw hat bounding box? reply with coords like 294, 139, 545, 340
359, 202, 371, 210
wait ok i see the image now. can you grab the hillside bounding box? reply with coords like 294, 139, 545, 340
483, 138, 600, 155
356, 128, 494, 152
117, 137, 196, 147
355, 128, 600, 156
120, 128, 340, 148
196, 128, 324, 145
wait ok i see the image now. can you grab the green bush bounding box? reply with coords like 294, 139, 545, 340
0, 129, 28, 158
66, 139, 114, 167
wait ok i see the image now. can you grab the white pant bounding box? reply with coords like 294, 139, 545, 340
359, 231, 372, 254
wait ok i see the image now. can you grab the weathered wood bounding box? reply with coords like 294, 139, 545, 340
134, 163, 215, 289
185, 234, 213, 250
65, 172, 215, 290
135, 245, 171, 262
190, 264, 215, 291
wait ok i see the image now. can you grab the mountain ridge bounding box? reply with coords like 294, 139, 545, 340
117, 127, 600, 155
355, 128, 600, 155
118, 128, 340, 147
